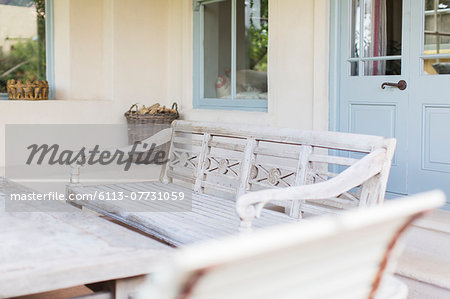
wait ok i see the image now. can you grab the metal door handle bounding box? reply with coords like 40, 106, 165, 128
381, 80, 407, 90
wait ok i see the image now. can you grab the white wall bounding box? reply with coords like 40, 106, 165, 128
0, 0, 170, 168
0, 0, 330, 170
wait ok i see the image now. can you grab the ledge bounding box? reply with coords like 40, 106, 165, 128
397, 248, 450, 290
0, 98, 113, 103
396, 210, 450, 291
414, 209, 450, 234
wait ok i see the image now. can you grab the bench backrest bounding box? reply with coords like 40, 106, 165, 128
137, 191, 444, 299
160, 121, 396, 217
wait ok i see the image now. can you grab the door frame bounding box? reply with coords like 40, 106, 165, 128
329, 0, 341, 134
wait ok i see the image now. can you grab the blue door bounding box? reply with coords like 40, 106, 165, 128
338, 0, 410, 196
337, 0, 450, 208
408, 0, 450, 204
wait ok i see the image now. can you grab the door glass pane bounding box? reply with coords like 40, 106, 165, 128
350, 0, 402, 76
363, 0, 402, 58
203, 0, 231, 99
424, 58, 450, 74
350, 62, 359, 76
364, 60, 401, 75
424, 0, 450, 75
0, 0, 47, 94
425, 0, 450, 32
235, 0, 268, 100
425, 35, 450, 54
351, 0, 361, 58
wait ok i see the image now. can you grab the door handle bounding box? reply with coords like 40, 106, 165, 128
381, 80, 407, 90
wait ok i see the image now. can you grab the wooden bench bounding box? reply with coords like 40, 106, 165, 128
67, 120, 396, 246
136, 191, 445, 299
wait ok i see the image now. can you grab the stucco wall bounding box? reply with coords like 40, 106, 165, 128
0, 0, 330, 170
0, 0, 170, 168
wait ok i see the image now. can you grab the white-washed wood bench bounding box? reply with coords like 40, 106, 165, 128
136, 191, 445, 299
67, 120, 396, 246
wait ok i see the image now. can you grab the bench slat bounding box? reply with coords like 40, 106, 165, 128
209, 140, 246, 152
69, 181, 295, 246
309, 154, 359, 166
172, 120, 387, 152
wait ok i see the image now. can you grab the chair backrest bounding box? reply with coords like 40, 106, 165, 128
137, 191, 444, 299
160, 120, 396, 214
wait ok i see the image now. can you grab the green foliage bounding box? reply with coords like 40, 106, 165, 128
35, 0, 46, 79
0, 0, 45, 93
247, 0, 268, 71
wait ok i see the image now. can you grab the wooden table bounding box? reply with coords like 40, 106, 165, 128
0, 178, 172, 298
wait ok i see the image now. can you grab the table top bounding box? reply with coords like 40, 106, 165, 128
0, 178, 171, 298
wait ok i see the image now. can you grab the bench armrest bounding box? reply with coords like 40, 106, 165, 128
67, 128, 173, 185
236, 148, 387, 230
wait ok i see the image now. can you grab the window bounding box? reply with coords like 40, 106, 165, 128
349, 0, 403, 76
194, 0, 268, 111
0, 0, 54, 99
423, 0, 450, 75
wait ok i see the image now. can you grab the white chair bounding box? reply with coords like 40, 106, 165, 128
136, 191, 445, 299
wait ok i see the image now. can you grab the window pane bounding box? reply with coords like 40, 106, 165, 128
424, 0, 450, 75
236, 0, 268, 100
424, 0, 450, 55
0, 0, 46, 94
364, 59, 401, 75
363, 0, 402, 58
425, 34, 450, 54
425, 0, 450, 32
351, 0, 361, 58
350, 62, 359, 76
203, 0, 231, 99
424, 58, 450, 75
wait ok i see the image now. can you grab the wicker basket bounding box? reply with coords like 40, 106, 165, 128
125, 102, 179, 145
7, 79, 49, 100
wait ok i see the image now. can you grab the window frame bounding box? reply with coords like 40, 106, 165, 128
0, 0, 55, 100
193, 0, 268, 112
